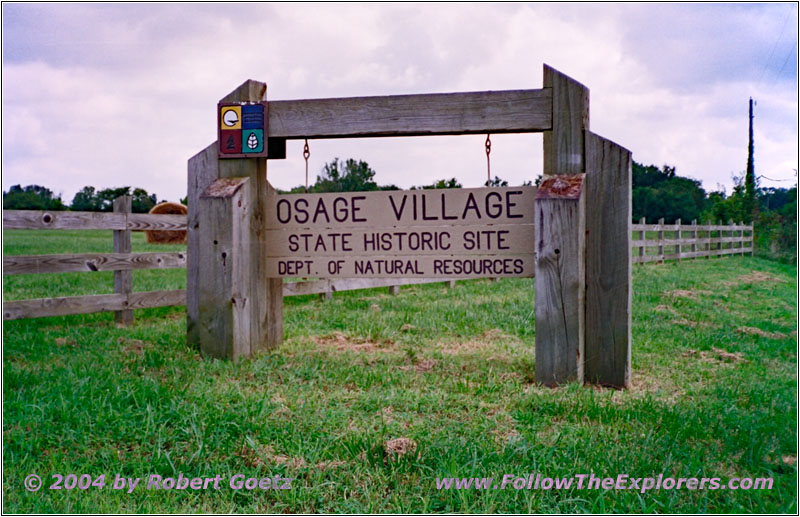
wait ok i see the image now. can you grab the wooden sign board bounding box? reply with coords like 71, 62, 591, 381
265, 187, 536, 278
218, 102, 269, 158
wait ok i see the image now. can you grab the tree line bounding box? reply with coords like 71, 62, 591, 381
4, 157, 795, 261
2, 185, 165, 214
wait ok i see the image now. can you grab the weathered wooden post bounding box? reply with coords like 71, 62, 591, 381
584, 132, 632, 388
639, 217, 646, 262
657, 218, 665, 263
739, 221, 745, 256
691, 219, 698, 259
113, 196, 133, 326
187, 80, 283, 359
535, 65, 589, 386
535, 175, 586, 386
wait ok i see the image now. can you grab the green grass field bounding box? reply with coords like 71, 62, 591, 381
3, 229, 797, 513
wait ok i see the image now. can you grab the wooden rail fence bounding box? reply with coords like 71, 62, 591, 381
2, 199, 457, 322
631, 218, 753, 263
4, 205, 752, 322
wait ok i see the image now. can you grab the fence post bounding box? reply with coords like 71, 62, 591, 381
675, 218, 681, 263
657, 218, 665, 263
187, 80, 283, 358
739, 221, 745, 256
725, 219, 738, 256
706, 220, 712, 259
113, 196, 133, 326
388, 286, 400, 296
691, 219, 697, 259
639, 217, 646, 262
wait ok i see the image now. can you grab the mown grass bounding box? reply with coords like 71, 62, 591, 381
2, 229, 797, 513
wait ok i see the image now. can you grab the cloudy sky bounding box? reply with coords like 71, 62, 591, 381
2, 3, 797, 203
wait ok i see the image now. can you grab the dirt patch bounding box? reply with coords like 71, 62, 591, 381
118, 337, 147, 355
383, 437, 418, 460
666, 289, 712, 300
400, 324, 417, 332
238, 443, 307, 470
734, 271, 785, 285
675, 318, 717, 329
782, 455, 797, 467
55, 337, 77, 348
628, 373, 685, 404
482, 328, 513, 341
378, 406, 394, 423
682, 347, 747, 363
737, 326, 788, 340
399, 358, 438, 373
311, 332, 391, 352
315, 460, 346, 470
655, 304, 677, 314
440, 340, 493, 355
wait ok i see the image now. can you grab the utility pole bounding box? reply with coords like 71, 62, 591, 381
744, 97, 757, 222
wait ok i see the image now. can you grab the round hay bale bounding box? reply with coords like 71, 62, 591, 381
146, 202, 187, 244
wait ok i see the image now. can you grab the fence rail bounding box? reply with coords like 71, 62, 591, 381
3, 206, 753, 322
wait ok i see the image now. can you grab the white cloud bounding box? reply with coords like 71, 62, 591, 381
2, 3, 797, 204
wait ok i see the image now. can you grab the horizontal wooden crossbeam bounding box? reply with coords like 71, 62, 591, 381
268, 88, 552, 139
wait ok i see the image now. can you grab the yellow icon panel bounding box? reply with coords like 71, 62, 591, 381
220, 106, 242, 130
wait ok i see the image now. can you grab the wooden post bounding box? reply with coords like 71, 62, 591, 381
691, 219, 697, 259
727, 219, 734, 256
320, 291, 333, 301
388, 286, 400, 296
675, 218, 681, 262
657, 218, 665, 263
584, 132, 631, 388
537, 65, 589, 387
447, 280, 457, 289
639, 217, 646, 262
113, 196, 133, 326
187, 80, 283, 358
739, 221, 745, 256
706, 220, 713, 259
534, 175, 585, 386
543, 64, 589, 175
194, 177, 252, 359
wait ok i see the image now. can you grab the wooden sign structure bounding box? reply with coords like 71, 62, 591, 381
187, 64, 632, 389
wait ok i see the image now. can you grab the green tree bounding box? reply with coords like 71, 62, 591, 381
412, 178, 462, 190
3, 184, 66, 210
96, 187, 133, 212
632, 162, 707, 223
484, 176, 508, 187
70, 186, 103, 212
312, 158, 379, 193
131, 188, 158, 213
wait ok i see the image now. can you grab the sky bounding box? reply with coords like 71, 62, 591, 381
2, 2, 798, 204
